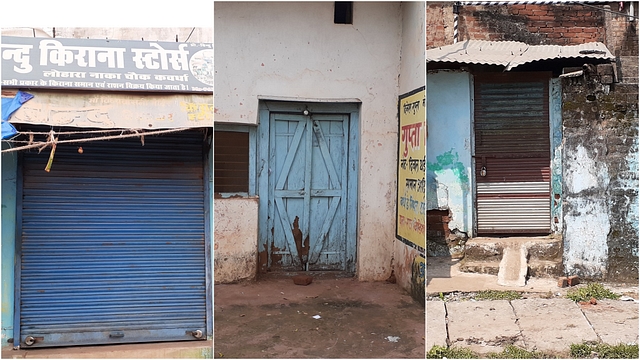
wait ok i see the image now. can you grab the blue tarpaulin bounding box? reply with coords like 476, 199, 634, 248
2, 91, 34, 139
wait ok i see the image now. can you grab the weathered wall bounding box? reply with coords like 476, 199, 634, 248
562, 76, 639, 282
395, 1, 426, 301
1, 146, 17, 342
214, 198, 259, 283
426, 70, 473, 255
393, 240, 425, 306
214, 2, 403, 281
427, 2, 605, 48
561, 6, 639, 282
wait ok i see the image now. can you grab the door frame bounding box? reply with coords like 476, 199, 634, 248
257, 101, 359, 273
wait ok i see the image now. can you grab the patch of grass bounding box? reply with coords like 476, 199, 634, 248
566, 283, 621, 302
427, 343, 638, 359
570, 343, 639, 359
475, 290, 522, 301
427, 345, 477, 359
486, 345, 548, 359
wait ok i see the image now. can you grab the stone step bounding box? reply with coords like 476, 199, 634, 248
460, 236, 564, 281
459, 259, 563, 278
464, 236, 562, 262
458, 260, 501, 275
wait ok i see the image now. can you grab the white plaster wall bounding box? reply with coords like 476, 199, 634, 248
563, 198, 610, 277
215, 2, 403, 281
214, 198, 259, 283
566, 145, 609, 193
563, 144, 611, 277
399, 2, 426, 95
426, 71, 473, 233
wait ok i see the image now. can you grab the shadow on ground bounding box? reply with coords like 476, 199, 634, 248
214, 275, 425, 358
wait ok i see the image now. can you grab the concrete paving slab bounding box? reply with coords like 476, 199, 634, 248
446, 300, 525, 354
580, 299, 639, 345
511, 298, 598, 354
426, 301, 448, 350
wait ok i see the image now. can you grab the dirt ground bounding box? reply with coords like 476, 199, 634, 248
214, 273, 425, 359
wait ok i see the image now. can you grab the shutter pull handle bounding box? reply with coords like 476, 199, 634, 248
480, 156, 487, 177
192, 330, 203, 339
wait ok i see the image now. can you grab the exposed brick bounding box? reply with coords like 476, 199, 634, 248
568, 275, 580, 286
292, 275, 313, 286
557, 277, 568, 288
532, 10, 550, 16
536, 15, 556, 21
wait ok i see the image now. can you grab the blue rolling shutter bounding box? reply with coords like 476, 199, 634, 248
18, 130, 208, 348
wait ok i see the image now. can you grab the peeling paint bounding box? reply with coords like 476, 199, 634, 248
566, 145, 610, 193
427, 150, 469, 185
214, 198, 259, 282
564, 196, 610, 278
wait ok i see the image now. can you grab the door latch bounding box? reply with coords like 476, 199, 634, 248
191, 330, 203, 339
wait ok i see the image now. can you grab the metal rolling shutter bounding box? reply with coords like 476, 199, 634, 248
19, 131, 207, 347
474, 75, 551, 234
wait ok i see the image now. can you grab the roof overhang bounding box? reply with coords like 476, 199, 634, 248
427, 40, 615, 71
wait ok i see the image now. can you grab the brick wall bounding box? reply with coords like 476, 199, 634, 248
426, 2, 454, 48
426, 209, 450, 256
428, 2, 606, 48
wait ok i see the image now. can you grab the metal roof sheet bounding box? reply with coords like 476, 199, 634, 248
427, 40, 615, 71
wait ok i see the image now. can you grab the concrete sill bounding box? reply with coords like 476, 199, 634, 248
1, 341, 213, 359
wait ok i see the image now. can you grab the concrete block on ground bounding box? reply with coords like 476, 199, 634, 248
558, 277, 568, 288
567, 275, 579, 287
292, 275, 312, 285
511, 298, 598, 354
446, 300, 525, 354
580, 299, 639, 345
426, 301, 448, 350
497, 246, 528, 287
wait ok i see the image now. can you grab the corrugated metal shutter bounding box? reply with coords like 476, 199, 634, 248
19, 130, 208, 348
474, 74, 551, 234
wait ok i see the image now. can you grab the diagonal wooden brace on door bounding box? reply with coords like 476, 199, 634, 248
312, 120, 342, 189
274, 197, 302, 268
275, 120, 307, 190
308, 196, 341, 264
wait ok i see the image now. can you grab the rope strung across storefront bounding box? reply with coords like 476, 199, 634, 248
1, 127, 192, 153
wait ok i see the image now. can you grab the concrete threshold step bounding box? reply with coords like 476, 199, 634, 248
459, 259, 563, 277
460, 236, 564, 282
459, 260, 501, 275
464, 236, 562, 263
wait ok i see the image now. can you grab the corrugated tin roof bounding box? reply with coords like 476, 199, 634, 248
427, 40, 615, 71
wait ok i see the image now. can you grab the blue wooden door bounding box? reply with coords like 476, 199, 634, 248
268, 112, 349, 271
